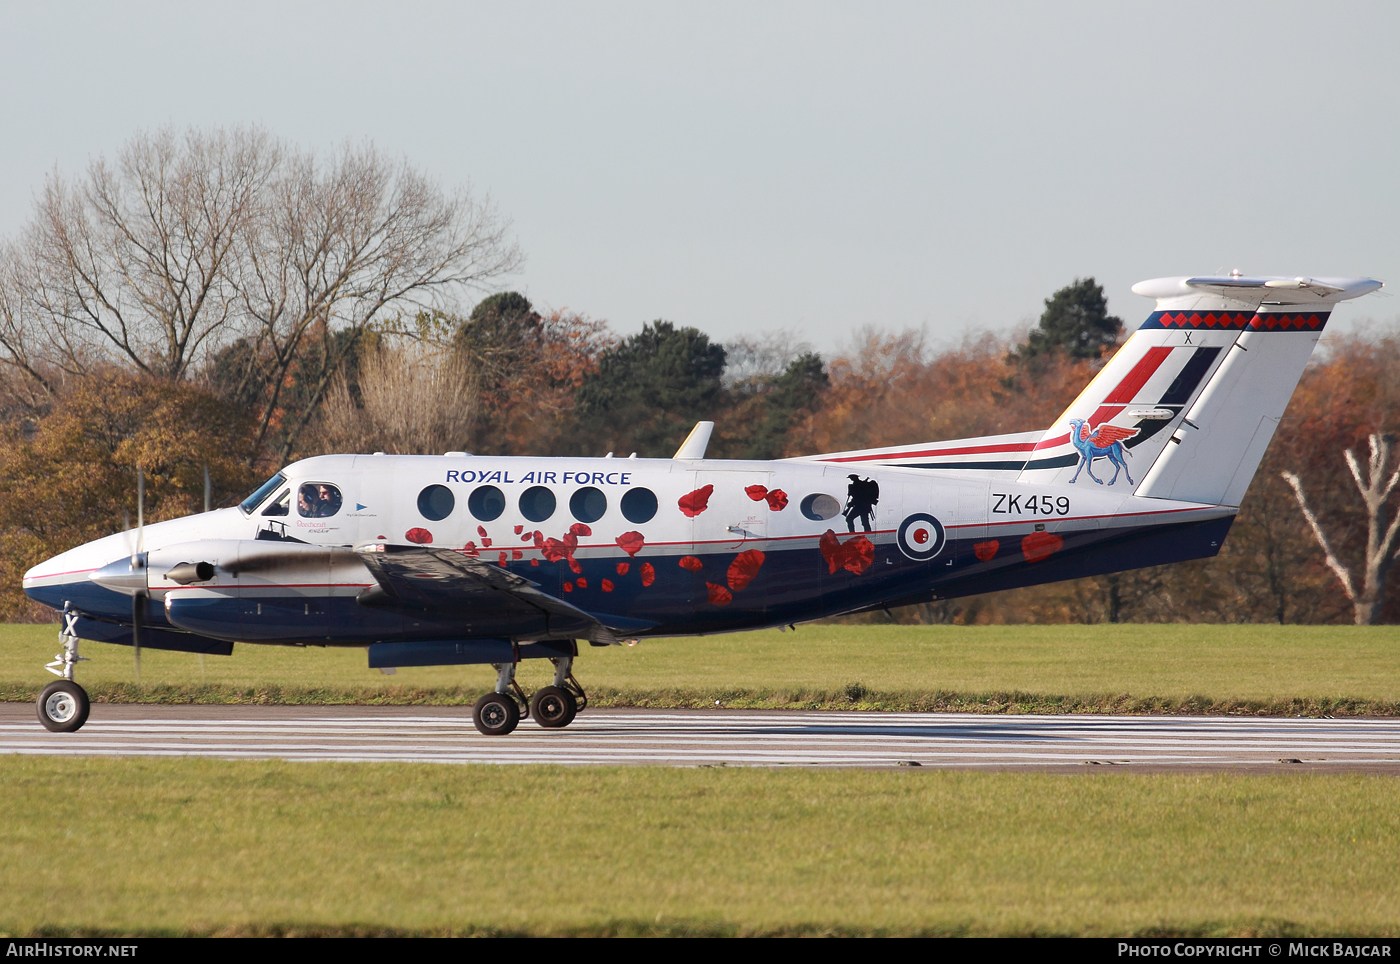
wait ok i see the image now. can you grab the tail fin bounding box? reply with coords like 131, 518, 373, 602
1017, 275, 1381, 505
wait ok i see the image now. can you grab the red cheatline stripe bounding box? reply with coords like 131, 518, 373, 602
825, 440, 1039, 462
1032, 432, 1070, 451
1103, 346, 1173, 403
1087, 404, 1124, 429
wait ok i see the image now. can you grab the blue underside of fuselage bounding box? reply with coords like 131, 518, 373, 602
27, 515, 1234, 648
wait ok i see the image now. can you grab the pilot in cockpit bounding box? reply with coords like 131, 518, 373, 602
298, 482, 343, 519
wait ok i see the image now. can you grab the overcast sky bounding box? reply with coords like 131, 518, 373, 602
1, 1, 1396, 355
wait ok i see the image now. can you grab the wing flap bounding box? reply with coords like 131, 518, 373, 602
355, 545, 606, 640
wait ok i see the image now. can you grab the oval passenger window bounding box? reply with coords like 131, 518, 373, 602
417, 484, 455, 521
468, 485, 505, 521
620, 487, 658, 524
801, 493, 841, 521
570, 487, 607, 524
519, 485, 557, 523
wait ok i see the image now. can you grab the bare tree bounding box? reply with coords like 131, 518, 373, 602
20, 127, 278, 381
223, 143, 522, 460
317, 341, 477, 455
0, 127, 521, 459
1282, 433, 1400, 625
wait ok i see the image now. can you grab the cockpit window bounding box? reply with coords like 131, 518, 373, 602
297, 482, 343, 519
262, 489, 291, 517
240, 472, 287, 514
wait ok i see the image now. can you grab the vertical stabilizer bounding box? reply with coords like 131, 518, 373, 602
1017, 275, 1381, 506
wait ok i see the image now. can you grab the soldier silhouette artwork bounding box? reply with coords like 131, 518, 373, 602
843, 475, 879, 533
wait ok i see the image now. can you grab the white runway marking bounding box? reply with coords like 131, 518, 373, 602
4, 704, 1400, 769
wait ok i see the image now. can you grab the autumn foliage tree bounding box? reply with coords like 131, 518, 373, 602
0, 371, 260, 618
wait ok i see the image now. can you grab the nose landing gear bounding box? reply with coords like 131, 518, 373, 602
472, 653, 588, 735
38, 607, 90, 733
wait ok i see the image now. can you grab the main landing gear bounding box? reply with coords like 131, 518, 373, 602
38, 607, 90, 733
471, 654, 588, 736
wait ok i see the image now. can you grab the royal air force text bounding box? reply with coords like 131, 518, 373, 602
444, 469, 633, 486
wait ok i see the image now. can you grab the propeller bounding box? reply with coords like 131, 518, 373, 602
132, 467, 144, 683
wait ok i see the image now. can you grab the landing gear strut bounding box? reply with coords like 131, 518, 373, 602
473, 662, 528, 735
38, 607, 90, 733
530, 656, 587, 729
472, 653, 589, 736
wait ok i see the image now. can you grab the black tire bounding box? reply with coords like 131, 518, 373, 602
472, 692, 520, 736
37, 680, 89, 733
530, 685, 578, 729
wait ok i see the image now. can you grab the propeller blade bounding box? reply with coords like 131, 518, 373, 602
136, 467, 145, 559
132, 591, 143, 683
133, 466, 144, 682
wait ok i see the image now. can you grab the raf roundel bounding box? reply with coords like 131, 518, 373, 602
897, 513, 946, 562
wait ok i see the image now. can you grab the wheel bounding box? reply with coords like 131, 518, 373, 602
37, 680, 89, 733
530, 686, 578, 729
472, 692, 520, 735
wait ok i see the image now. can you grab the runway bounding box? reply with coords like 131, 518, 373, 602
4, 704, 1400, 771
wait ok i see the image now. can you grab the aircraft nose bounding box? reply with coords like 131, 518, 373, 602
89, 556, 147, 596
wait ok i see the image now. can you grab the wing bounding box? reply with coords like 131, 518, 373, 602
1090, 424, 1139, 446
355, 545, 641, 644
1078, 422, 1092, 441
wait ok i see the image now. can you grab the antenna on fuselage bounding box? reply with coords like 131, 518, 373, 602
203, 463, 211, 513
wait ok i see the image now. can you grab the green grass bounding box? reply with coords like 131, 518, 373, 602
3, 622, 1400, 714
1, 759, 1397, 937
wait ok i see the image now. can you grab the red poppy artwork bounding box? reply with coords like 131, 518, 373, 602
640, 562, 655, 586
765, 489, 789, 511
512, 549, 523, 560
616, 562, 630, 575
478, 526, 488, 538
463, 540, 479, 556
521, 530, 535, 542
568, 558, 583, 574
576, 577, 588, 589
1021, 531, 1063, 563
973, 540, 999, 562
706, 582, 733, 606
745, 484, 769, 502
530, 559, 539, 567
727, 549, 765, 592
405, 528, 432, 544
514, 525, 523, 535
569, 522, 592, 538
678, 485, 714, 518
498, 551, 509, 565
678, 556, 703, 571
563, 582, 573, 592
616, 531, 645, 556
601, 579, 614, 593
538, 536, 569, 562
818, 530, 875, 575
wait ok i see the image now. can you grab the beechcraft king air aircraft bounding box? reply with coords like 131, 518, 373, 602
22, 273, 1383, 735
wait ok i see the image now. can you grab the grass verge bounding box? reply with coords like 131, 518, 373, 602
2, 759, 1398, 937
3, 622, 1399, 715
1, 679, 1397, 718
